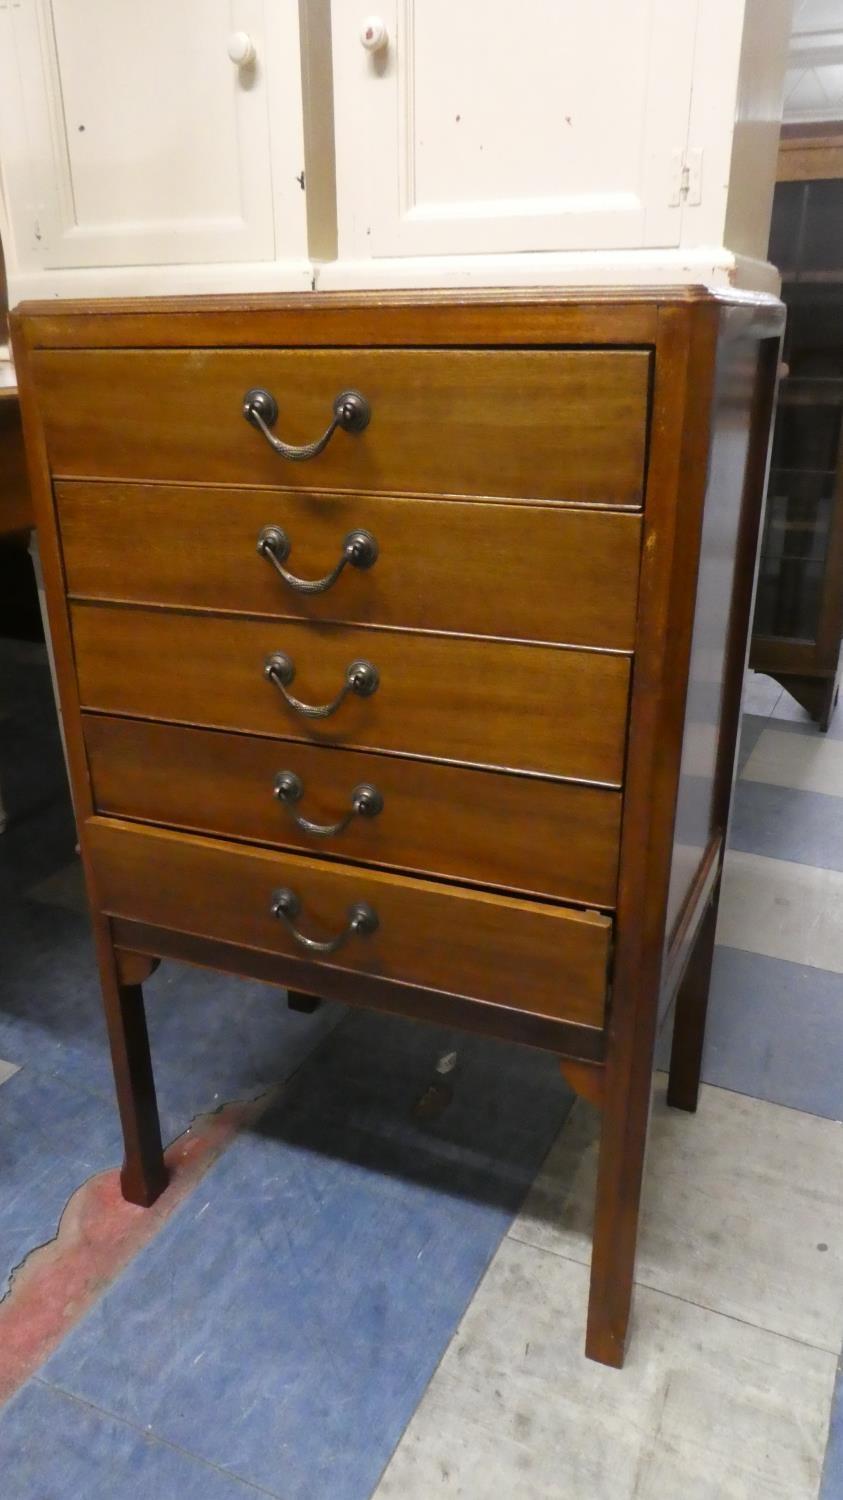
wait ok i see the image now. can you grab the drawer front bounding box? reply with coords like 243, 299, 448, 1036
72, 606, 630, 784
83, 716, 622, 907
86, 818, 611, 1028
35, 347, 649, 505
58, 483, 642, 651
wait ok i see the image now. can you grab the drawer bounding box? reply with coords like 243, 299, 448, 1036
58, 483, 642, 651
35, 347, 650, 505
83, 716, 622, 907
72, 606, 630, 784
86, 818, 611, 1029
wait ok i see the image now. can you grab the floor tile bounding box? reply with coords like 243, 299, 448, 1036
40, 1011, 574, 1500
374, 1237, 835, 1500
717, 850, 843, 973
729, 780, 843, 872
512, 1082, 843, 1351
655, 946, 843, 1121
0, 1059, 20, 1087
743, 728, 843, 798
0, 1381, 270, 1500
742, 671, 783, 717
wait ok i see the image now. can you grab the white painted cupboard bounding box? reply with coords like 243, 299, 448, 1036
0, 0, 793, 300
0, 0, 314, 298
332, 0, 701, 259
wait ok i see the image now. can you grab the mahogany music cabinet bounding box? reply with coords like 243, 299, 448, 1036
12, 289, 783, 1367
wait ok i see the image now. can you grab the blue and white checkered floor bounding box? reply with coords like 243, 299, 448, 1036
1, 641, 842, 1499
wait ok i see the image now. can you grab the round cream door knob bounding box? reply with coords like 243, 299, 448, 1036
360, 16, 388, 52
227, 31, 256, 66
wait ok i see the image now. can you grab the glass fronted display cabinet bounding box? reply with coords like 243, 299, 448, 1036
751, 133, 843, 730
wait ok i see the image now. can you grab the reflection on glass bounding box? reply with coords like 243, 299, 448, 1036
801, 180, 843, 274
755, 472, 833, 641
768, 179, 805, 275
754, 387, 842, 645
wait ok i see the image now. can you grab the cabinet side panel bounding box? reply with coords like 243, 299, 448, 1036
665, 322, 777, 937
723, 0, 791, 262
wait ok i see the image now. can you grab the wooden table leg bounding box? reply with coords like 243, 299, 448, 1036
101, 945, 167, 1207
287, 989, 322, 1014
585, 876, 723, 1363
667, 882, 720, 1114
584, 1019, 652, 1368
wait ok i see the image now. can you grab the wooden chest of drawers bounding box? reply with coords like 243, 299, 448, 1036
12, 290, 783, 1368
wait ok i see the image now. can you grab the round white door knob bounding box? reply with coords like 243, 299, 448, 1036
227, 31, 256, 67
360, 16, 388, 52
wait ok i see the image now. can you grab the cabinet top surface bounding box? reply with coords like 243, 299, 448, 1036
11, 286, 784, 352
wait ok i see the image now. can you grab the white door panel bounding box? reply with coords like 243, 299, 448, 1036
1, 0, 283, 268
333, 0, 699, 257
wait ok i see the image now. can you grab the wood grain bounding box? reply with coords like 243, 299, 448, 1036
11, 287, 785, 1369
13, 289, 664, 352
83, 715, 622, 907
57, 482, 642, 649
9, 314, 168, 1209
72, 605, 631, 783
584, 301, 783, 1367
110, 916, 607, 1060
35, 347, 650, 505
87, 817, 611, 1029
585, 299, 721, 1367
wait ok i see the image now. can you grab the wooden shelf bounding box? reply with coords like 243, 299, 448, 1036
778, 376, 843, 406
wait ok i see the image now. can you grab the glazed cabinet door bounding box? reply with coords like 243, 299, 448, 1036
0, 0, 298, 271
331, 0, 698, 258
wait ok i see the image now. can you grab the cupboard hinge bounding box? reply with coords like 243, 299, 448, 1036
669, 148, 703, 208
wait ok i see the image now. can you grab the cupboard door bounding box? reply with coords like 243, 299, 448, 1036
331, 0, 697, 258
0, 0, 290, 269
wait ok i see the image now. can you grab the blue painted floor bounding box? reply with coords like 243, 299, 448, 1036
2, 644, 843, 1498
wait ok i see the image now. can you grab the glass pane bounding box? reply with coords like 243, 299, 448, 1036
802, 180, 843, 274
755, 465, 837, 642
783, 293, 843, 373
769, 180, 806, 274
774, 391, 843, 472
